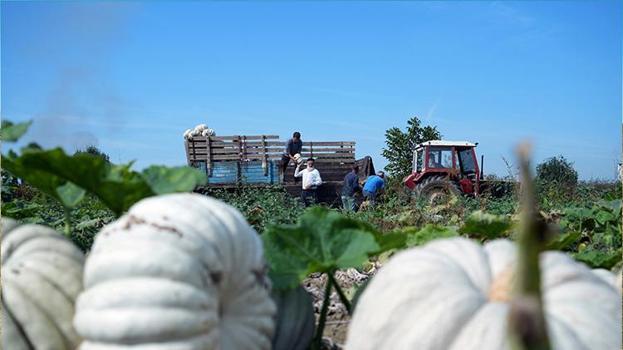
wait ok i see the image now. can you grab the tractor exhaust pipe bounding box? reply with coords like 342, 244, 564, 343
480, 155, 484, 180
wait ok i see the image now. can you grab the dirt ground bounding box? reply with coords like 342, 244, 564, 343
302, 266, 379, 349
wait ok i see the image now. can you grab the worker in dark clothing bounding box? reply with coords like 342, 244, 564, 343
280, 132, 303, 182
341, 165, 360, 212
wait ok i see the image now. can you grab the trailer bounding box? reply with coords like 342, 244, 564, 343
184, 135, 374, 205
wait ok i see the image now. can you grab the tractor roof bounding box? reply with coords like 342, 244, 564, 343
417, 140, 477, 148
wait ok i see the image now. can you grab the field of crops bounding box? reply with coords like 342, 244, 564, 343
2, 120, 621, 349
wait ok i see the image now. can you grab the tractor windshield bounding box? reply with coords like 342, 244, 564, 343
458, 148, 476, 174
427, 147, 453, 169
415, 149, 423, 172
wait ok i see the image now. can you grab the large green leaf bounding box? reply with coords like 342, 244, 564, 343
598, 199, 622, 216
373, 231, 407, 253
561, 207, 594, 230
573, 249, 622, 269
263, 207, 381, 290
141, 165, 207, 194
1, 201, 43, 219
594, 209, 617, 226
1, 120, 32, 142
3, 148, 204, 216
6, 148, 145, 215
16, 148, 109, 190
2, 154, 75, 208
405, 224, 459, 247
98, 164, 155, 216
546, 231, 581, 251
459, 210, 512, 239
56, 182, 86, 208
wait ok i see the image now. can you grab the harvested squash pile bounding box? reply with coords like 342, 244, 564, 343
183, 123, 216, 139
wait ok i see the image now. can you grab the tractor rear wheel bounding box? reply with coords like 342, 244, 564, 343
415, 175, 461, 206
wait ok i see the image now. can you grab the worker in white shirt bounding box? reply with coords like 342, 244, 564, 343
294, 158, 323, 207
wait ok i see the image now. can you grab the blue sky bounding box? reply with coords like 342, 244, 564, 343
2, 1, 621, 179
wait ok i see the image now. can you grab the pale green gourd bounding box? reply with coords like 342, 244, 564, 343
346, 238, 621, 350
2, 218, 85, 350
271, 286, 315, 350
74, 193, 276, 350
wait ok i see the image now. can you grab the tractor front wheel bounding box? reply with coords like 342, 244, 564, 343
415, 175, 461, 206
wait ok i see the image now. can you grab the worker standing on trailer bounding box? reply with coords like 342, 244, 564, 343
341, 165, 360, 212
362, 171, 385, 207
295, 158, 322, 207
281, 132, 303, 182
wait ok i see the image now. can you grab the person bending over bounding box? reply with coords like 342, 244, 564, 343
362, 171, 385, 207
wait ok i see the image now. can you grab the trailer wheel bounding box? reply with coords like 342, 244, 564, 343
416, 175, 461, 206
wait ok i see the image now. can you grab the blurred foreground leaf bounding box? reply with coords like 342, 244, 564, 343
263, 207, 383, 290
1, 120, 32, 142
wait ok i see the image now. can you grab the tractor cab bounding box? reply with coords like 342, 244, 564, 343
404, 140, 481, 199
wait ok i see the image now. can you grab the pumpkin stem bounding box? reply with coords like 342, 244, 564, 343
508, 143, 551, 350
312, 272, 333, 350
329, 273, 352, 314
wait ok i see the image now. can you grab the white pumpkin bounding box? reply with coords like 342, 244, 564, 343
74, 193, 276, 350
592, 268, 622, 293
191, 124, 208, 136
201, 128, 216, 137
1, 218, 85, 350
346, 238, 621, 350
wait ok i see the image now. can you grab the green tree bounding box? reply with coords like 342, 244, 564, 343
536, 155, 578, 200
382, 116, 441, 178
536, 156, 578, 187
75, 145, 111, 163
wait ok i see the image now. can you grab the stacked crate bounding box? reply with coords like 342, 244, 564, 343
184, 135, 356, 187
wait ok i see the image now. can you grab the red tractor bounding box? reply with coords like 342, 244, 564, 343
403, 140, 485, 204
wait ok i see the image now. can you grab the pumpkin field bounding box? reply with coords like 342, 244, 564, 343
1, 119, 621, 349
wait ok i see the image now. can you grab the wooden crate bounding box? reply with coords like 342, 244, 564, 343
186, 135, 281, 177
185, 134, 367, 205
194, 160, 279, 185
185, 135, 356, 183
